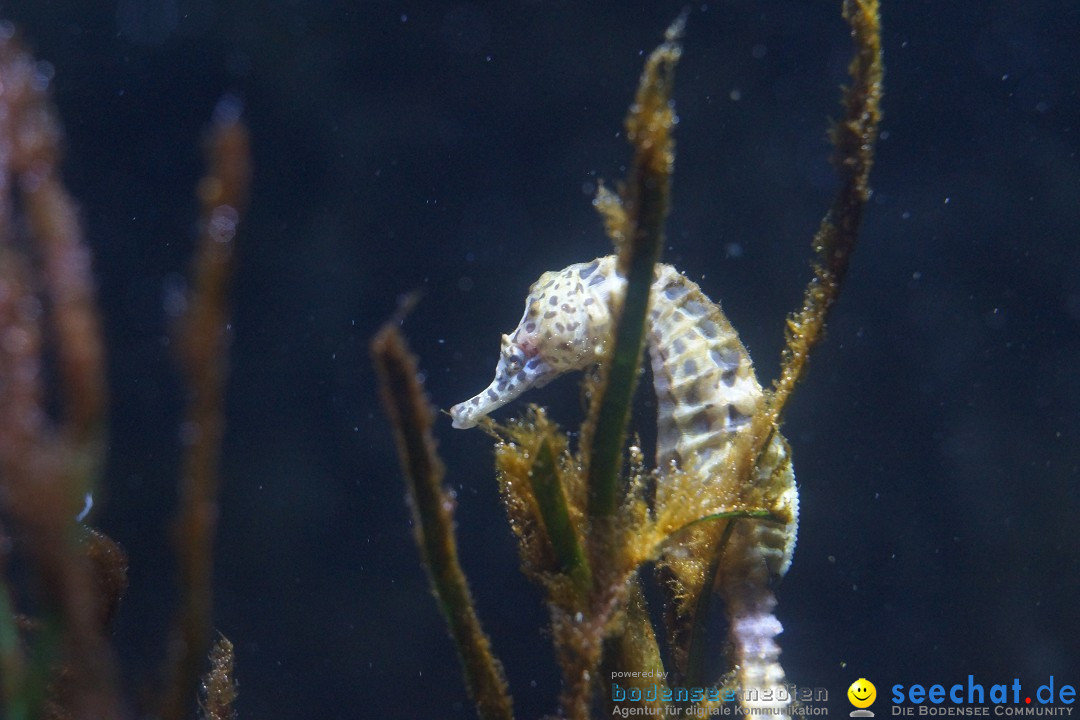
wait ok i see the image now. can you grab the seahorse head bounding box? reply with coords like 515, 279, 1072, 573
450, 256, 623, 429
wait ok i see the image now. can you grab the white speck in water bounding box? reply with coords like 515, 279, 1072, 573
729, 88, 742, 101
76, 492, 94, 522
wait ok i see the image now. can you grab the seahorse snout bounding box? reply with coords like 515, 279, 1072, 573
450, 351, 555, 429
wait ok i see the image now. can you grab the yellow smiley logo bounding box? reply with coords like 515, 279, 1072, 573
848, 678, 877, 708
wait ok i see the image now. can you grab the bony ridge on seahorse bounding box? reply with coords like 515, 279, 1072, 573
450, 255, 799, 716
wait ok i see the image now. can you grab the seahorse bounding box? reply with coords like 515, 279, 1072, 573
450, 255, 798, 715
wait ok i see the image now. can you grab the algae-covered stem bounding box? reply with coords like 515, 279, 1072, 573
372, 319, 514, 720
200, 634, 238, 720
530, 436, 590, 589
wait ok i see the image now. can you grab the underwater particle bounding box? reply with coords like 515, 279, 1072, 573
76, 491, 94, 522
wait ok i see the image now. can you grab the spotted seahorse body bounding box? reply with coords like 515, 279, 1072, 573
451, 256, 798, 715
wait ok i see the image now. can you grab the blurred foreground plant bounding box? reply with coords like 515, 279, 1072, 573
0, 26, 250, 720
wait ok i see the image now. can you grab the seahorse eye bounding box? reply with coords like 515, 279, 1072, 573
502, 345, 525, 375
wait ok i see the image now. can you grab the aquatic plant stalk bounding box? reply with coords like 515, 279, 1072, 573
372, 319, 514, 720
199, 634, 238, 720
529, 436, 590, 590
163, 99, 251, 720
0, 30, 123, 720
